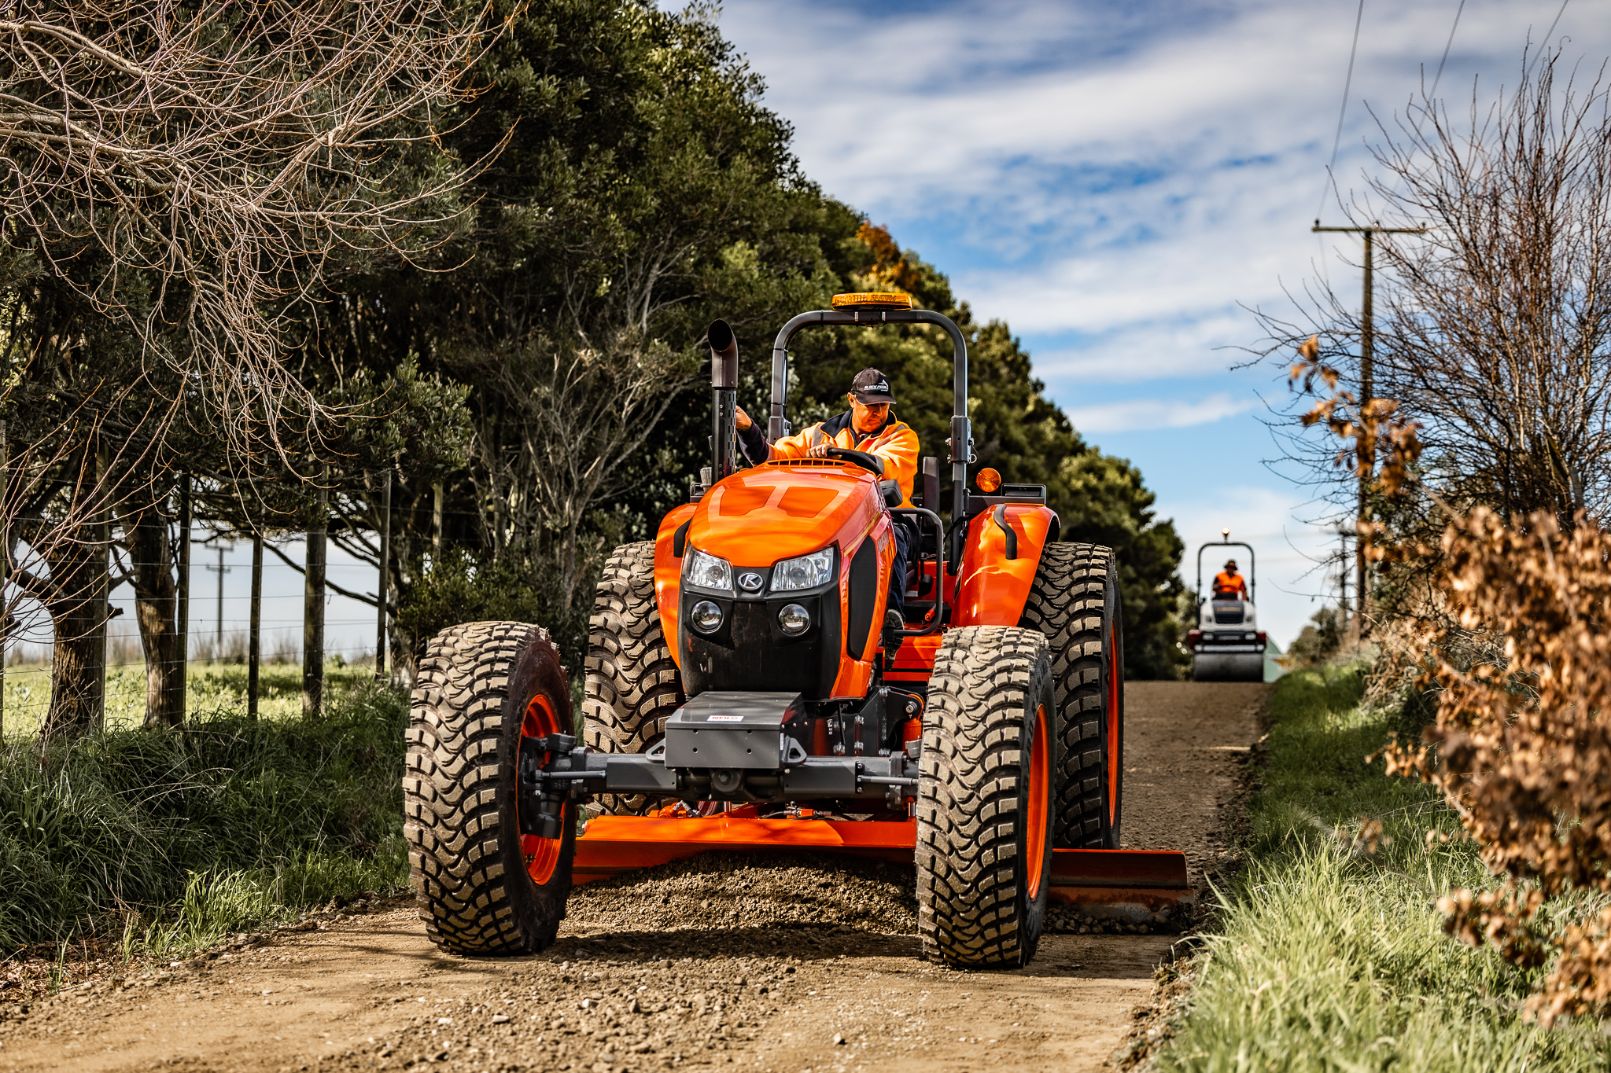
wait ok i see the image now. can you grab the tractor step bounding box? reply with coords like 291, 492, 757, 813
572, 814, 1193, 920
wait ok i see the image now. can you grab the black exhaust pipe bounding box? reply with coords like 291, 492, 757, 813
707, 319, 739, 482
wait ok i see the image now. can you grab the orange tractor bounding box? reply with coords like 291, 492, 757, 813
405, 295, 1188, 968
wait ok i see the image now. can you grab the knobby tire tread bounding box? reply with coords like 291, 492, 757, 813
405, 620, 571, 955
917, 626, 1054, 968
1019, 541, 1123, 848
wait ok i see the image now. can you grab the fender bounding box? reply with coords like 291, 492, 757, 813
951, 503, 1059, 626
654, 502, 698, 667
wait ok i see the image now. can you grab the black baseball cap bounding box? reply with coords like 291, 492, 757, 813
851, 368, 895, 404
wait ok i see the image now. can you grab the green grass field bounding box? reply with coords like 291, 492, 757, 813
1155, 668, 1611, 1072
1, 659, 379, 737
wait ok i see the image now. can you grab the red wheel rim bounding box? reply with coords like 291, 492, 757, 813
1024, 702, 1050, 900
518, 693, 566, 885
1106, 625, 1121, 827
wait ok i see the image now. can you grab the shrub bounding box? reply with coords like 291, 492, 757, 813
1385, 510, 1611, 1024
393, 547, 590, 671
0, 683, 407, 952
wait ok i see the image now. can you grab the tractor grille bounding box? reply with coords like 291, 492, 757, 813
1211, 601, 1246, 624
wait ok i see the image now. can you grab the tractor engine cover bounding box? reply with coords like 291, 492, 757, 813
663, 692, 810, 771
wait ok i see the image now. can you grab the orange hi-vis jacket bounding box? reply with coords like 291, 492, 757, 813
1212, 570, 1248, 600
765, 411, 920, 507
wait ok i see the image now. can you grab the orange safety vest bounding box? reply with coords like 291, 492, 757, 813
1212, 571, 1247, 600
769, 411, 920, 507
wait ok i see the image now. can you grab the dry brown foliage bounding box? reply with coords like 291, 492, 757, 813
1292, 334, 1611, 1024
1291, 335, 1424, 556
1385, 510, 1611, 1024
0, 2, 487, 453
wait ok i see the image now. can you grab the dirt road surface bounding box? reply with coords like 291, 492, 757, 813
1, 681, 1265, 1073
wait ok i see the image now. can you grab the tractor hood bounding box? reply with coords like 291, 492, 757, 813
687, 462, 883, 566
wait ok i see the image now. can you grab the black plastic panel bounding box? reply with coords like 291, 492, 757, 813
846, 538, 880, 659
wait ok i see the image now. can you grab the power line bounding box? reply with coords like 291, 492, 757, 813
1428, 0, 1465, 102
1524, 0, 1571, 82
1317, 0, 1368, 222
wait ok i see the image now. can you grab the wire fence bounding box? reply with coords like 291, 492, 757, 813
0, 470, 510, 738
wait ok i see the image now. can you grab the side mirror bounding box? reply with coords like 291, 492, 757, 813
879, 479, 902, 508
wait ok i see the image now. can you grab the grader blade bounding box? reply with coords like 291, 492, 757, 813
1048, 848, 1194, 923
572, 815, 1193, 922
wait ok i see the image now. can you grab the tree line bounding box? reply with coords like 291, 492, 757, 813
0, 0, 1188, 740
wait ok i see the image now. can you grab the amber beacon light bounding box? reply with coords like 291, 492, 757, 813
830, 291, 914, 310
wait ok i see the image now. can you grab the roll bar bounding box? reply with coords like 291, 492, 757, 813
769, 307, 973, 521
1195, 535, 1256, 602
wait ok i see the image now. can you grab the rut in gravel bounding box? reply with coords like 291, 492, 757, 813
0, 680, 1266, 1073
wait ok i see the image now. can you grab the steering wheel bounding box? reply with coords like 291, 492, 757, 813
822, 447, 883, 475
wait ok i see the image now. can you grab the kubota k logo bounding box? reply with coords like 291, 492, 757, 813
738, 572, 764, 593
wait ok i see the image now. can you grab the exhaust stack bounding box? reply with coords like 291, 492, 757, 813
708, 319, 740, 482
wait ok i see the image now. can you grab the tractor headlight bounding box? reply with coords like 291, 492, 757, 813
683, 548, 733, 592
777, 603, 811, 636
770, 547, 835, 592
690, 600, 724, 634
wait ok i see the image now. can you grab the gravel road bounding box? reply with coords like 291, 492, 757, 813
0, 680, 1265, 1073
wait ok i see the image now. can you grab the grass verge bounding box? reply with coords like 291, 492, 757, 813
1154, 667, 1611, 1072
0, 680, 407, 961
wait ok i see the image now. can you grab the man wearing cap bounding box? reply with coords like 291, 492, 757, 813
1212, 559, 1248, 601
735, 368, 920, 627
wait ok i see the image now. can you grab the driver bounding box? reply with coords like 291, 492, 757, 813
735, 368, 920, 628
1212, 559, 1248, 601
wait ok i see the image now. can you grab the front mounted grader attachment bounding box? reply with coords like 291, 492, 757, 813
568, 814, 1191, 925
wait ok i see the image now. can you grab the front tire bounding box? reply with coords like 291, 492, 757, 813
917, 626, 1055, 968
405, 621, 575, 955
1019, 542, 1124, 849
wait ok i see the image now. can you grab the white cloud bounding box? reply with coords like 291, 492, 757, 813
716, 0, 1611, 351
1030, 310, 1261, 384
1065, 391, 1253, 434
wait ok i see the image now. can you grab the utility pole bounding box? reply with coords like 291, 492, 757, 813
1311, 221, 1425, 638
1336, 522, 1351, 635
203, 542, 231, 657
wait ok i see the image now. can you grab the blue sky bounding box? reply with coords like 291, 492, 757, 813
703, 0, 1606, 646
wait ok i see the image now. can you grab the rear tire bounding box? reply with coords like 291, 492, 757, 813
1019, 542, 1124, 849
405, 621, 575, 955
917, 626, 1055, 968
583, 542, 684, 813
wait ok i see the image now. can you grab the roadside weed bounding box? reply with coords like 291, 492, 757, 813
1156, 668, 1611, 1072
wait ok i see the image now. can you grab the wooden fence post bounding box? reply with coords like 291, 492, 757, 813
375, 468, 392, 680
302, 476, 327, 718
177, 474, 191, 722
248, 532, 263, 720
